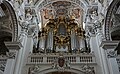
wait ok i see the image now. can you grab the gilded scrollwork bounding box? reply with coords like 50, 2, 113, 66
33, 0, 91, 53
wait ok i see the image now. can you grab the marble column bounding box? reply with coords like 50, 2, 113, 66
4, 59, 15, 74
96, 33, 110, 74
20, 35, 34, 74
101, 41, 120, 74
4, 42, 22, 74
13, 32, 28, 74
13, 32, 34, 74
90, 36, 105, 74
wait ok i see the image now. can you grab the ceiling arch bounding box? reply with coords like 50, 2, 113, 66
36, 0, 85, 29
34, 67, 85, 74
105, 0, 120, 40
36, 0, 86, 10
0, 1, 18, 41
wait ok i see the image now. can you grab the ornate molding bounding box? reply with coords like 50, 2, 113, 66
105, 0, 120, 40
0, 42, 22, 59
81, 64, 95, 74
3, 1, 18, 41
100, 41, 119, 49
107, 50, 117, 58
6, 52, 16, 59
18, 7, 38, 37
93, 21, 102, 30
5, 42, 22, 50
38, 0, 85, 10
0, 59, 7, 73
85, 26, 95, 36
52, 56, 70, 71
31, 65, 41, 74
0, 52, 16, 59
100, 41, 119, 58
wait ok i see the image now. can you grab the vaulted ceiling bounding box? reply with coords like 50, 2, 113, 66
34, 0, 87, 28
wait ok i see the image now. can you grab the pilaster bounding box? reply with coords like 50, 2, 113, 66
13, 32, 28, 74
20, 35, 34, 74
90, 35, 105, 74
3, 42, 22, 74
101, 41, 120, 74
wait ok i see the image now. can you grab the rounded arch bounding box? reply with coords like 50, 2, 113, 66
105, 0, 120, 41
38, 0, 86, 10
36, 68, 85, 74
1, 1, 18, 41
46, 71, 76, 74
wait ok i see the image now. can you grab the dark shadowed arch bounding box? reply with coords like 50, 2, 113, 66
105, 0, 120, 40
0, 1, 18, 55
2, 1, 18, 41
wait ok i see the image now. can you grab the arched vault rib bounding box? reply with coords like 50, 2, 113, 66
2, 1, 18, 41
33, 67, 85, 74
36, 0, 86, 10
36, 0, 85, 29
105, 0, 120, 41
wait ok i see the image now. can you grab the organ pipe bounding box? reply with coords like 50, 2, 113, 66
36, 16, 89, 53
71, 30, 79, 51
46, 28, 53, 51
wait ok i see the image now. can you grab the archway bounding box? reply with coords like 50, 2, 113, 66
0, 1, 18, 55
0, 1, 18, 41
33, 68, 85, 74
46, 71, 77, 74
105, 0, 120, 40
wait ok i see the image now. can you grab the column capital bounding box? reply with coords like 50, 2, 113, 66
5, 42, 22, 50
0, 42, 23, 59
100, 41, 119, 50
100, 41, 119, 58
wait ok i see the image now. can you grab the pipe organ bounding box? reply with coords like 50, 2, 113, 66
36, 16, 88, 53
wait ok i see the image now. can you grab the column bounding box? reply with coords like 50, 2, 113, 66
4, 59, 15, 74
20, 35, 34, 74
13, 32, 28, 74
4, 42, 22, 74
90, 36, 105, 74
96, 33, 110, 74
101, 41, 120, 74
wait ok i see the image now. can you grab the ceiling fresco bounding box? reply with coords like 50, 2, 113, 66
38, 0, 84, 28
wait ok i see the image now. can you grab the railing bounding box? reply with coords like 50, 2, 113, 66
30, 57, 43, 63
79, 56, 93, 62
27, 53, 96, 64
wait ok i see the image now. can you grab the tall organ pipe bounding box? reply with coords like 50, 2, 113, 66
37, 29, 46, 52
71, 30, 79, 51
79, 37, 86, 52
46, 28, 53, 51
38, 36, 46, 52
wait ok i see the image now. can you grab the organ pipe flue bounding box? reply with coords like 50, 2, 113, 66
35, 15, 89, 53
